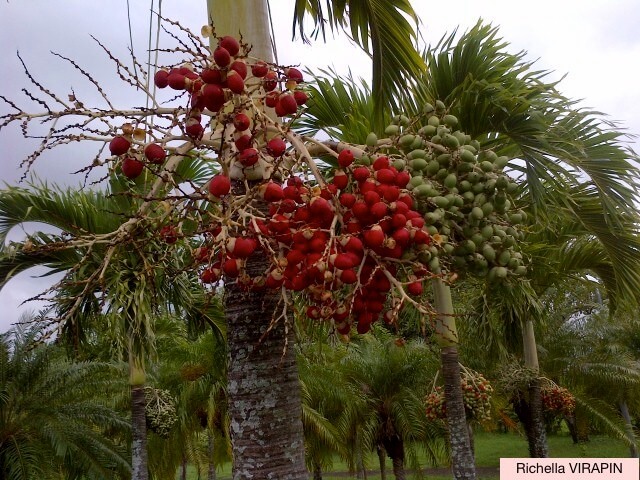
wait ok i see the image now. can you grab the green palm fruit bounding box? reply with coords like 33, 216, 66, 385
443, 114, 458, 128
366, 132, 378, 147
385, 124, 400, 136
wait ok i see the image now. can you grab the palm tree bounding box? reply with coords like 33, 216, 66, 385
338, 332, 447, 479
0, 164, 212, 480
0, 319, 130, 479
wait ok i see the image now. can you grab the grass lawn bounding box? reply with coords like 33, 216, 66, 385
179, 431, 630, 479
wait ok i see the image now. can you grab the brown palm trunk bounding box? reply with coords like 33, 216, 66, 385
131, 384, 149, 480
522, 320, 548, 457
383, 436, 405, 480
224, 185, 307, 479
433, 279, 476, 480
619, 400, 639, 458
207, 429, 216, 480
312, 462, 323, 480
377, 445, 387, 480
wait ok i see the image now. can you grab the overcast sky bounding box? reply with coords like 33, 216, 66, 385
1, 0, 639, 332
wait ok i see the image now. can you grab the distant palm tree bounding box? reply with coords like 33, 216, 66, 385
0, 319, 130, 479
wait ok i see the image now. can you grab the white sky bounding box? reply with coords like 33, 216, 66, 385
0, 0, 639, 332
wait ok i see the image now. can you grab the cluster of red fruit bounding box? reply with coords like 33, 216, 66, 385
109, 130, 167, 179
425, 373, 493, 422
541, 386, 575, 417
152, 35, 307, 143
195, 149, 436, 334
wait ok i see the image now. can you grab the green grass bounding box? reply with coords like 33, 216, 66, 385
178, 432, 630, 479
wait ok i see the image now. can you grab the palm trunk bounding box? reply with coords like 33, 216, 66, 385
207, 4, 306, 479
130, 358, 148, 480
312, 462, 323, 480
383, 436, 405, 480
564, 413, 579, 444
181, 455, 188, 480
522, 319, 548, 457
432, 279, 476, 480
377, 445, 387, 480
619, 400, 639, 458
207, 429, 216, 480
224, 186, 307, 480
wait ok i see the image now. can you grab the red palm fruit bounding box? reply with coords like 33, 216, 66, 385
306, 305, 321, 319
391, 213, 407, 229
370, 201, 388, 220
263, 71, 278, 91
190, 91, 205, 110
395, 171, 411, 188
285, 67, 303, 83
284, 185, 302, 202
375, 168, 396, 184
409, 217, 425, 229
345, 219, 363, 234
185, 119, 204, 140
230, 60, 248, 79
339, 268, 359, 284
238, 148, 259, 166
359, 179, 376, 194
372, 156, 390, 171
363, 190, 381, 206
278, 93, 298, 115
372, 273, 391, 292
274, 100, 287, 117
309, 196, 333, 217
290, 274, 309, 291
186, 77, 204, 94
351, 201, 370, 221
356, 317, 373, 334
200, 67, 223, 84
379, 218, 393, 233
213, 46, 231, 67
201, 266, 221, 284
382, 185, 400, 202
234, 134, 253, 152
293, 90, 308, 105
201, 84, 225, 112
392, 228, 411, 248
363, 225, 385, 248
339, 192, 356, 208
227, 237, 258, 258
392, 200, 409, 214
121, 156, 144, 179
160, 225, 178, 244
251, 61, 269, 77
226, 71, 245, 94
341, 236, 364, 255
219, 35, 240, 56
382, 244, 403, 259
168, 72, 186, 90
263, 181, 284, 202
278, 198, 297, 214
332, 170, 348, 190
144, 143, 166, 164
338, 149, 355, 168
154, 69, 169, 88
309, 237, 327, 254
233, 113, 251, 131
333, 305, 350, 322
109, 136, 131, 155
408, 281, 423, 296
208, 174, 231, 197
265, 91, 280, 107
320, 185, 337, 200
194, 246, 211, 263
368, 300, 385, 313
398, 193, 414, 209
287, 249, 307, 266
265, 269, 285, 289
353, 166, 370, 182
222, 257, 241, 277
266, 137, 287, 157
268, 214, 289, 234
293, 205, 311, 223
413, 229, 431, 245
333, 253, 359, 270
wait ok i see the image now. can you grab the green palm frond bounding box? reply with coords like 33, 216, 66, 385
299, 68, 384, 141
292, 0, 425, 117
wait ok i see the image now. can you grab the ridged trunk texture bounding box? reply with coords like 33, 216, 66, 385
521, 319, 548, 458
527, 379, 549, 458
383, 436, 405, 480
131, 385, 149, 480
224, 184, 307, 479
441, 346, 477, 480
377, 445, 387, 480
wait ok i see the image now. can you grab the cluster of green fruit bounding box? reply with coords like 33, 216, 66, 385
425, 371, 493, 422
367, 103, 527, 280
541, 385, 575, 417
144, 386, 178, 438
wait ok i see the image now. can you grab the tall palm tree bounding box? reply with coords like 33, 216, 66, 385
0, 319, 130, 479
